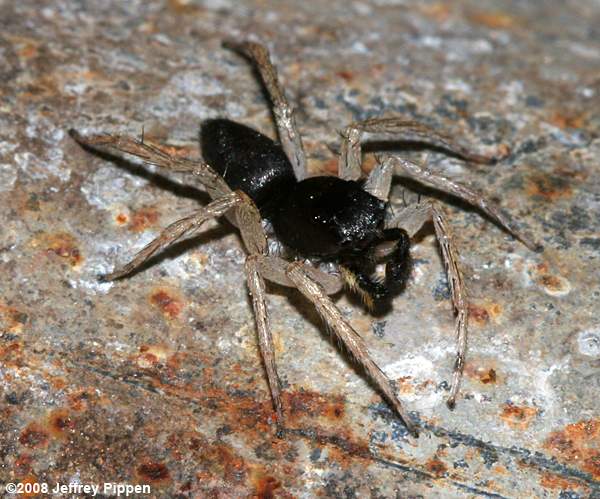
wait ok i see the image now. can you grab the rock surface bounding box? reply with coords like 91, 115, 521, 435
1, 1, 599, 497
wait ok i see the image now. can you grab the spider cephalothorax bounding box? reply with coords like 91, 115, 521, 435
71, 40, 538, 438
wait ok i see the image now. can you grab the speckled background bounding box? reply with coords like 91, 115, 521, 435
1, 1, 599, 497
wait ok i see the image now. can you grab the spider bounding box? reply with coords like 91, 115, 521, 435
70, 39, 539, 438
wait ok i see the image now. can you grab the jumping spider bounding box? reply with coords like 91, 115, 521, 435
70, 40, 539, 437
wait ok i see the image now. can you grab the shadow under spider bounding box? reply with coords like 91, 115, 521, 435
79, 143, 212, 204
109, 224, 234, 280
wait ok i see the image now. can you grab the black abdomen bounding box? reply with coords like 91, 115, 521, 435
271, 177, 386, 257
200, 119, 296, 214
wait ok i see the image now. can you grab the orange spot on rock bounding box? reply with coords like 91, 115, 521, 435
34, 232, 83, 267
168, 431, 248, 483
479, 368, 497, 384
50, 377, 67, 390
395, 376, 415, 395
544, 419, 600, 479
67, 389, 92, 412
468, 303, 490, 325
549, 111, 586, 130
469, 301, 502, 326
419, 3, 452, 22
426, 457, 448, 477
18, 43, 39, 60
252, 472, 281, 499
19, 475, 41, 499
284, 390, 345, 422
536, 262, 549, 273
48, 409, 75, 439
115, 213, 129, 225
150, 290, 184, 319
167, 0, 202, 14
539, 274, 570, 294
0, 341, 24, 368
540, 472, 584, 491
530, 262, 571, 296
190, 251, 209, 270
336, 70, 354, 82
468, 10, 516, 29
488, 302, 503, 319
500, 403, 538, 430
136, 352, 159, 369
136, 461, 171, 483
0, 303, 27, 334
19, 424, 49, 448
526, 173, 572, 202
129, 206, 159, 232
466, 360, 500, 384
528, 263, 571, 297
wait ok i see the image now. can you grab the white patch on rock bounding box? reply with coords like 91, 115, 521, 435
0, 163, 17, 191
81, 165, 150, 209
577, 328, 600, 357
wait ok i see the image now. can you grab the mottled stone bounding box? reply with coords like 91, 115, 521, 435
1, 0, 599, 497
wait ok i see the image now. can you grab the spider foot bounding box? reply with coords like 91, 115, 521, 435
96, 273, 109, 283
97, 271, 123, 282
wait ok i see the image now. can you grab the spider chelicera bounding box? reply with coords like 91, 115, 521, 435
70, 40, 539, 437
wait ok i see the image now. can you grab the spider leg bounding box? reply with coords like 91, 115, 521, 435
100, 192, 242, 281
285, 262, 419, 437
239, 206, 344, 423
363, 156, 395, 201
382, 155, 540, 251
386, 201, 468, 409
430, 204, 468, 409
69, 129, 231, 200
338, 117, 505, 182
385, 201, 432, 237
251, 255, 344, 296
338, 124, 364, 180
245, 255, 284, 422
223, 39, 307, 180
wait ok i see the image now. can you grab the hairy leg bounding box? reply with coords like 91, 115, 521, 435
285, 262, 419, 437
245, 255, 284, 421
252, 255, 344, 296
69, 129, 231, 200
430, 204, 469, 409
101, 192, 242, 281
363, 157, 395, 201
386, 201, 469, 409
223, 40, 307, 180
382, 155, 540, 251
339, 117, 505, 181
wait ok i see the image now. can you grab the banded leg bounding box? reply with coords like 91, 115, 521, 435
69, 129, 231, 200
386, 201, 467, 409
430, 204, 468, 409
382, 155, 540, 251
223, 40, 307, 180
285, 262, 418, 437
339, 116, 505, 181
